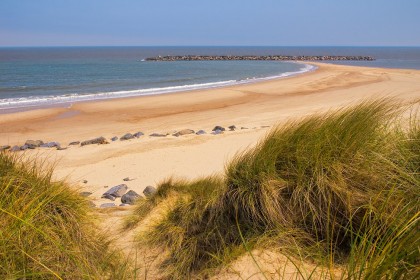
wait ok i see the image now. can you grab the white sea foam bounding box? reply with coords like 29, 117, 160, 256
0, 63, 317, 111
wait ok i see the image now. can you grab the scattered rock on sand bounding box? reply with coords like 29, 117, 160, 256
102, 184, 128, 199
120, 133, 134, 141
119, 203, 130, 207
133, 132, 144, 138
196, 130, 206, 135
69, 141, 80, 145
10, 146, 20, 152
79, 191, 92, 197
20, 145, 29, 150
25, 140, 44, 149
121, 190, 142, 205
111, 136, 118, 141
40, 142, 60, 148
211, 130, 224, 135
102, 193, 116, 201
143, 186, 157, 197
81, 137, 107, 146
150, 133, 167, 137
228, 125, 236, 131
173, 129, 195, 137
241, 127, 249, 130
212, 126, 225, 132
0, 145, 11, 151
100, 203, 116, 208
56, 146, 67, 150
82, 180, 88, 184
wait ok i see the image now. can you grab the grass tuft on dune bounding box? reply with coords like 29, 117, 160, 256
0, 153, 133, 279
129, 99, 420, 279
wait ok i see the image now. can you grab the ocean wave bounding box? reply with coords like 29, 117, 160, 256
0, 63, 316, 110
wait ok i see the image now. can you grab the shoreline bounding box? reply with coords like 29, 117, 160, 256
0, 62, 316, 114
1, 62, 420, 146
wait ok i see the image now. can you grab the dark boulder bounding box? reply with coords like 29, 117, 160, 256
10, 146, 20, 152
20, 145, 29, 150
212, 126, 225, 131
143, 186, 157, 197
120, 133, 134, 141
133, 132, 144, 138
102, 193, 116, 201
228, 125, 236, 131
150, 133, 167, 137
121, 190, 142, 205
56, 146, 67, 151
173, 129, 195, 137
40, 142, 60, 148
111, 136, 118, 141
211, 129, 224, 135
69, 141, 80, 145
25, 140, 44, 149
0, 145, 11, 151
100, 203, 116, 208
102, 184, 128, 198
196, 130, 206, 135
81, 137, 107, 146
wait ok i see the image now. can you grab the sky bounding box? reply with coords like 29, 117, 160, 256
0, 0, 419, 47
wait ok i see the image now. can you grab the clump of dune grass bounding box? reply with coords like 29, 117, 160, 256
0, 153, 133, 279
129, 100, 419, 279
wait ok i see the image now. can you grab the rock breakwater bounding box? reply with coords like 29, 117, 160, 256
145, 55, 375, 61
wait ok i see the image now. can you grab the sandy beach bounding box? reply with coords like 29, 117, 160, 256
1, 62, 419, 204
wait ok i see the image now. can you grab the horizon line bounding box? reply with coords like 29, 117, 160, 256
1, 45, 420, 48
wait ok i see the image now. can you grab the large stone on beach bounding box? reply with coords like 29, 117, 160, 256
40, 142, 60, 148
133, 132, 144, 138
143, 186, 157, 197
100, 203, 116, 208
173, 129, 195, 137
69, 141, 80, 145
212, 126, 225, 132
120, 133, 134, 141
111, 136, 118, 141
10, 146, 20, 152
228, 125, 236, 131
25, 140, 44, 149
81, 137, 107, 146
20, 145, 29, 150
121, 190, 142, 205
196, 130, 206, 135
211, 129, 224, 135
150, 133, 167, 137
102, 184, 128, 199
0, 145, 11, 151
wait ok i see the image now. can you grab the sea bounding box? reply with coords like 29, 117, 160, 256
1, 46, 420, 112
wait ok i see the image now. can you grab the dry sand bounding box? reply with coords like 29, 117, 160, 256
1, 62, 419, 277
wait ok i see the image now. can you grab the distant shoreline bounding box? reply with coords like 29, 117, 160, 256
146, 55, 375, 61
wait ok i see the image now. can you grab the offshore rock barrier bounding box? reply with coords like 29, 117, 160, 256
145, 55, 375, 61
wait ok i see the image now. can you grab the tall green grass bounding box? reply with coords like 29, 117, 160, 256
0, 153, 133, 279
129, 100, 420, 279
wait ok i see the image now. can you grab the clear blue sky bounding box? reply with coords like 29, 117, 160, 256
1, 0, 419, 47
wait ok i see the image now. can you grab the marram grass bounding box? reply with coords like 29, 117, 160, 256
0, 153, 133, 279
129, 99, 420, 279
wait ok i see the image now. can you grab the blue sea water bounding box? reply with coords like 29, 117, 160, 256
1, 46, 419, 112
